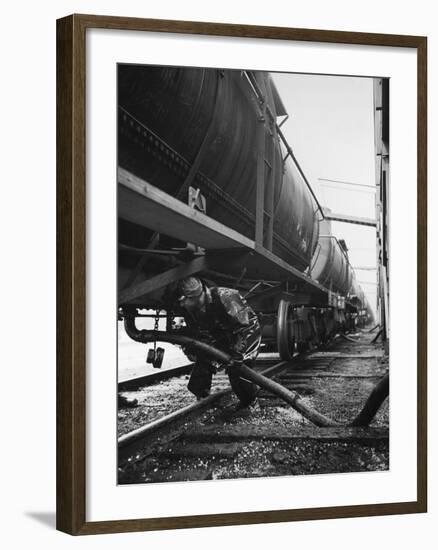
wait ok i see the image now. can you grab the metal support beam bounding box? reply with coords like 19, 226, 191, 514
324, 212, 377, 227
119, 168, 254, 250
119, 256, 207, 305
255, 108, 266, 246
118, 168, 334, 298
265, 114, 276, 251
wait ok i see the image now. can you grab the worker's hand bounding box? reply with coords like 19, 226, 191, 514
181, 346, 197, 361
230, 355, 244, 367
209, 360, 222, 373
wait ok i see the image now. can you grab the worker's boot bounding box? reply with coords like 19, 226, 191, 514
187, 362, 213, 399
118, 394, 138, 409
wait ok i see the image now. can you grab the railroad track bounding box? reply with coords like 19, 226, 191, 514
118, 353, 290, 392
118, 332, 389, 484
118, 357, 290, 456
118, 363, 195, 392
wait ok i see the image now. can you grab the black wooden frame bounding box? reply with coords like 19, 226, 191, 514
56, 14, 427, 535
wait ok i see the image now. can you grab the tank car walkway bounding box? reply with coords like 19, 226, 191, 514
118, 167, 331, 305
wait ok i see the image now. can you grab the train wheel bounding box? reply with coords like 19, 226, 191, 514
277, 299, 295, 360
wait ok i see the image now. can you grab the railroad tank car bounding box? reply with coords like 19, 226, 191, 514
311, 235, 352, 295
311, 213, 355, 297
118, 66, 319, 273
118, 65, 371, 360
350, 278, 364, 305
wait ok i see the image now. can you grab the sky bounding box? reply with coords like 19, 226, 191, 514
272, 72, 378, 314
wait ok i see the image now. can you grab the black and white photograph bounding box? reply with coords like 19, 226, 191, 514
1, 0, 433, 543
116, 64, 389, 485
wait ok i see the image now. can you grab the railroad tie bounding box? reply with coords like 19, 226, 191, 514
158, 442, 242, 459
182, 425, 389, 444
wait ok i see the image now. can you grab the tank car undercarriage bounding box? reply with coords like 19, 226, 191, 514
117, 185, 362, 367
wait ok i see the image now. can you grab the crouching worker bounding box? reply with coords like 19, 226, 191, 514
177, 277, 261, 409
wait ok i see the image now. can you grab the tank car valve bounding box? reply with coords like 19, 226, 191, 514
146, 347, 165, 368
154, 347, 165, 369
146, 348, 155, 364
145, 310, 165, 368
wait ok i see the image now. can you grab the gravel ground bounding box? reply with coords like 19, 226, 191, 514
118, 331, 389, 484
118, 372, 231, 436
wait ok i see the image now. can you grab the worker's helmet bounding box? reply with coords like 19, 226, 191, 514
177, 277, 204, 300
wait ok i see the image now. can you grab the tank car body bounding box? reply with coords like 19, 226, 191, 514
118, 66, 319, 274
311, 236, 353, 297
311, 212, 356, 298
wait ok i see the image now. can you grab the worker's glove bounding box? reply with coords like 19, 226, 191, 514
227, 354, 245, 369
209, 360, 222, 373
181, 346, 197, 362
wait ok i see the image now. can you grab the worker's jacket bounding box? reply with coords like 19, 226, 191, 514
183, 287, 261, 362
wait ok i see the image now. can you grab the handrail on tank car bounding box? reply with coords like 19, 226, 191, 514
242, 70, 325, 220
242, 71, 370, 310
318, 234, 356, 271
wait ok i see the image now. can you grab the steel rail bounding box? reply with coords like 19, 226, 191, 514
118, 363, 194, 392
118, 354, 285, 392
118, 359, 289, 449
